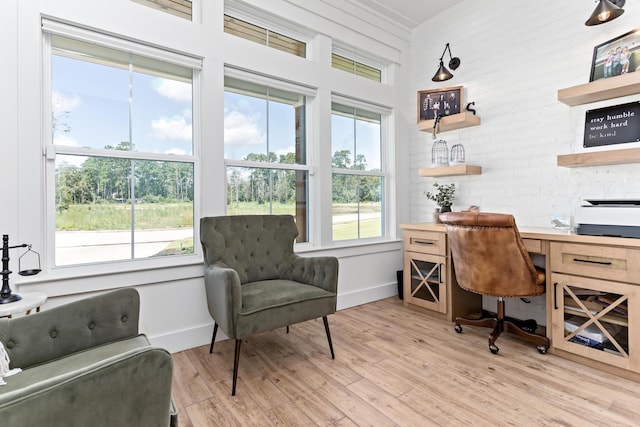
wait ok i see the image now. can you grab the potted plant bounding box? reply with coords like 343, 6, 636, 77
424, 183, 456, 215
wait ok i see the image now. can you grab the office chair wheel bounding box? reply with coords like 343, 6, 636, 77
537, 345, 548, 354
454, 324, 463, 333
521, 319, 538, 334
489, 344, 499, 354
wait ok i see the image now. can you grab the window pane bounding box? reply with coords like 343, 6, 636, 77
226, 166, 308, 242
331, 54, 355, 73
268, 31, 307, 57
55, 155, 194, 265
355, 110, 381, 171
224, 15, 267, 45
224, 78, 305, 165
132, 0, 192, 20
52, 36, 193, 155
331, 104, 381, 172
331, 53, 381, 82
224, 15, 306, 58
332, 175, 382, 240
355, 62, 382, 82
331, 102, 384, 241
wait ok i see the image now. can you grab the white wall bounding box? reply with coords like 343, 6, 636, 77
3, 0, 410, 353
408, 0, 640, 323
409, 0, 640, 227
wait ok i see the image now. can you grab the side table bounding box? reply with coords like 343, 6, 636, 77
0, 292, 47, 318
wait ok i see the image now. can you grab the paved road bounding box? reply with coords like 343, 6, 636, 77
56, 228, 194, 265
55, 212, 382, 265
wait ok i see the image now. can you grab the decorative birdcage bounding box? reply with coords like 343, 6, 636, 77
450, 144, 465, 165
431, 139, 449, 167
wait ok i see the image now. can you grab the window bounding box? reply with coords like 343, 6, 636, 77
46, 23, 200, 266
224, 15, 306, 58
331, 102, 384, 240
132, 0, 192, 20
332, 54, 381, 82
224, 75, 310, 242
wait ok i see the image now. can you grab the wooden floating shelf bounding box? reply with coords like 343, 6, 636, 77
418, 112, 481, 133
557, 147, 640, 167
557, 73, 640, 106
419, 164, 482, 177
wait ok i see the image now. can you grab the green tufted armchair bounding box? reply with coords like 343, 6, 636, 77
200, 215, 339, 395
0, 288, 176, 427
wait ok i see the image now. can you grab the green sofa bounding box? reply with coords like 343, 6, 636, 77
0, 288, 177, 427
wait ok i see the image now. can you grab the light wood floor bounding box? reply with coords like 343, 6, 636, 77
171, 297, 640, 426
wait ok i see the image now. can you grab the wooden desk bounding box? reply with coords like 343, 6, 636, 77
401, 223, 640, 378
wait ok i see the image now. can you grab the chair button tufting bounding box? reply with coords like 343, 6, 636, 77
121, 315, 128, 322
88, 322, 96, 330
6, 341, 14, 349
50, 330, 58, 338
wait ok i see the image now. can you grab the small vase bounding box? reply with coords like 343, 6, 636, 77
440, 205, 452, 213
432, 207, 441, 223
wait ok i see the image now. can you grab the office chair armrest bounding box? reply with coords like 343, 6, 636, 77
203, 264, 242, 337
290, 255, 339, 294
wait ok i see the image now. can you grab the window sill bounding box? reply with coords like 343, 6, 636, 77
17, 239, 402, 298
16, 255, 204, 298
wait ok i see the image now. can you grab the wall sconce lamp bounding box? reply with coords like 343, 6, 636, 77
0, 235, 41, 304
585, 0, 625, 26
432, 43, 461, 82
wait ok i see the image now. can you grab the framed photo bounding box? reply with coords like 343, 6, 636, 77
417, 86, 463, 123
590, 27, 640, 82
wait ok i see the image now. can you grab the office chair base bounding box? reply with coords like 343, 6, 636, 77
455, 301, 550, 355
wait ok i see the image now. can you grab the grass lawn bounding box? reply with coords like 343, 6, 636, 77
57, 202, 382, 243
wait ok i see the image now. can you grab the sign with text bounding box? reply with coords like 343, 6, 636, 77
584, 101, 640, 148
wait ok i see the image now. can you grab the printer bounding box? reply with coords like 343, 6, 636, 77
574, 199, 640, 238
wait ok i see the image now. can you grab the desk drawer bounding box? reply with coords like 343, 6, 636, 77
550, 242, 640, 284
522, 238, 543, 254
403, 230, 446, 256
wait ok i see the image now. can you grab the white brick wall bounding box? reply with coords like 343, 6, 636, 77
408, 0, 640, 227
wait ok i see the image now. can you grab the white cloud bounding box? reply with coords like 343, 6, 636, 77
275, 145, 295, 156
154, 79, 191, 102
52, 90, 81, 114
151, 117, 192, 140
53, 134, 80, 147
164, 147, 187, 155
224, 110, 264, 146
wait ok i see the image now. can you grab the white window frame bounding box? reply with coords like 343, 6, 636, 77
330, 94, 391, 242
42, 19, 203, 274
223, 67, 316, 246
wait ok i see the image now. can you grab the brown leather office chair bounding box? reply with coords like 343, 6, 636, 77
439, 212, 550, 354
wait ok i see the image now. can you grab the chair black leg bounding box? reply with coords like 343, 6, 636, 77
232, 339, 242, 396
209, 323, 218, 354
286, 325, 289, 334
322, 316, 335, 359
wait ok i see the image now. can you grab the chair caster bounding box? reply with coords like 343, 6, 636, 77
489, 344, 499, 354
521, 319, 538, 334
537, 345, 548, 354
454, 324, 463, 333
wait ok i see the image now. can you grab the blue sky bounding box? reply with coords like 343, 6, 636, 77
53, 53, 380, 170
224, 90, 381, 168
52, 55, 193, 159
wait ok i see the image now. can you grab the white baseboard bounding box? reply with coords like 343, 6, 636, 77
149, 323, 227, 354
150, 282, 399, 353
336, 281, 398, 310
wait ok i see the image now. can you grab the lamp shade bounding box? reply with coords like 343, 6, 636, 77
432, 61, 453, 82
585, 0, 625, 26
